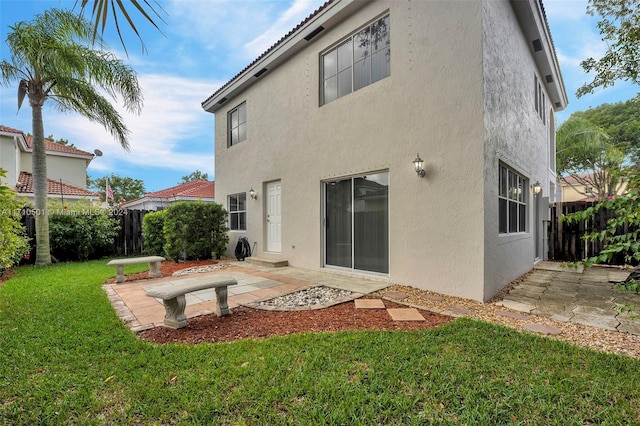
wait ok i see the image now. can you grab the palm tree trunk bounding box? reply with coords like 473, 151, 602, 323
31, 105, 51, 265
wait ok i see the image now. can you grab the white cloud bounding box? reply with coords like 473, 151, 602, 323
58, 73, 223, 175
244, 0, 326, 57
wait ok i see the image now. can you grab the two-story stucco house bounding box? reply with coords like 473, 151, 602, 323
0, 125, 98, 204
201, 0, 568, 301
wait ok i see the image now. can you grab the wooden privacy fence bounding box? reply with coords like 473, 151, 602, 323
549, 202, 629, 264
113, 209, 150, 256
20, 208, 151, 260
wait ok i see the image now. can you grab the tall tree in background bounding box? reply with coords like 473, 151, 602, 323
571, 95, 640, 163
74, 0, 166, 55
90, 174, 146, 203
180, 170, 209, 183
0, 9, 143, 265
557, 116, 628, 201
578, 0, 640, 97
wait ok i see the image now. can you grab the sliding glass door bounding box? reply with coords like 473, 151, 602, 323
324, 172, 388, 274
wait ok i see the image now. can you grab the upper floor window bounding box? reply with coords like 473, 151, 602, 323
499, 164, 528, 234
321, 14, 390, 105
228, 102, 246, 146
534, 76, 545, 123
228, 193, 247, 230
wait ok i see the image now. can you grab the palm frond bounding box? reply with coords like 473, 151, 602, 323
75, 0, 166, 55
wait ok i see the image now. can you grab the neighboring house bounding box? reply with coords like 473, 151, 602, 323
120, 180, 215, 210
201, 0, 567, 301
0, 125, 98, 204
560, 173, 627, 203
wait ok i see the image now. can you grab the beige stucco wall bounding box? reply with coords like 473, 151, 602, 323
214, 0, 490, 300
0, 135, 21, 186
482, 0, 555, 299
20, 152, 88, 189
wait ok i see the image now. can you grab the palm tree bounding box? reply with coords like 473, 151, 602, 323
74, 0, 166, 55
0, 9, 143, 265
557, 116, 627, 201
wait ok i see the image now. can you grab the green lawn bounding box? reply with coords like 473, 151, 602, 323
1, 260, 639, 425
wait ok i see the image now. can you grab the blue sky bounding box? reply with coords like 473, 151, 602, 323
0, 0, 637, 192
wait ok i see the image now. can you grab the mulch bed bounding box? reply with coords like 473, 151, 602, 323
138, 301, 453, 344
127, 259, 453, 344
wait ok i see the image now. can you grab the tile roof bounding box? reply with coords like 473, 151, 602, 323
145, 180, 215, 199
16, 172, 98, 198
0, 125, 26, 136
0, 124, 94, 157
201, 0, 334, 107
25, 135, 93, 157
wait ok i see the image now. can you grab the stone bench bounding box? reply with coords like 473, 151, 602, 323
143, 275, 238, 329
107, 256, 166, 283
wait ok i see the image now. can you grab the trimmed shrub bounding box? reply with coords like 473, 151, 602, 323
0, 169, 30, 269
163, 201, 229, 261
142, 210, 167, 256
48, 200, 119, 261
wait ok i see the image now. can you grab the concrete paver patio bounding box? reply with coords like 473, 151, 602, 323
498, 261, 640, 335
103, 260, 640, 337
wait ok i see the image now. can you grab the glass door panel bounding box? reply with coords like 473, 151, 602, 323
354, 173, 388, 273
324, 172, 389, 274
325, 179, 352, 268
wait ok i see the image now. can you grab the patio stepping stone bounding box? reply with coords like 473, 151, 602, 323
495, 300, 535, 313
447, 306, 476, 316
384, 291, 409, 300
387, 308, 425, 321
496, 310, 529, 320
522, 323, 561, 335
355, 299, 386, 309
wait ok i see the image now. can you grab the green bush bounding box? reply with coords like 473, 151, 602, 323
142, 210, 166, 256
48, 200, 119, 261
0, 169, 30, 269
163, 201, 229, 261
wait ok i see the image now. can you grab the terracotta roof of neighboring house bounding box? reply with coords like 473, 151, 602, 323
145, 180, 215, 199
0, 124, 94, 157
201, 0, 333, 107
560, 174, 587, 186
16, 172, 98, 198
25, 135, 93, 157
0, 125, 27, 136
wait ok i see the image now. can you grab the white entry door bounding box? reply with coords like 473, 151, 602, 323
266, 181, 282, 252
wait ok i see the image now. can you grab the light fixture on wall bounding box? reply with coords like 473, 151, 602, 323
532, 181, 542, 195
249, 187, 257, 200
412, 153, 425, 178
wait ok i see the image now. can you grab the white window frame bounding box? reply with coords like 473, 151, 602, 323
321, 14, 390, 105
228, 193, 247, 231
228, 102, 246, 147
499, 164, 528, 234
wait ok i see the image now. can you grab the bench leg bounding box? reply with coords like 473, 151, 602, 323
149, 261, 162, 279
162, 295, 188, 329
215, 286, 231, 316
116, 265, 125, 283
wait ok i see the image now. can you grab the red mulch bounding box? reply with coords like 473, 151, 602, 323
114, 259, 453, 344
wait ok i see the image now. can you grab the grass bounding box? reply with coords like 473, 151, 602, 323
1, 261, 639, 425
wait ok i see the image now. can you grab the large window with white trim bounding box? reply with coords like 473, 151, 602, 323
321, 14, 390, 105
228, 102, 246, 147
228, 193, 246, 230
499, 164, 528, 234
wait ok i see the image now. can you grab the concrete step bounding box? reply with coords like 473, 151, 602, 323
245, 257, 289, 268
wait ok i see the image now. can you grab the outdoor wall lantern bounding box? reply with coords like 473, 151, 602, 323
249, 187, 257, 200
413, 153, 426, 178
532, 181, 542, 195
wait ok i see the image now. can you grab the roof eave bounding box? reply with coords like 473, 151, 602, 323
202, 0, 367, 113
510, 0, 569, 112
